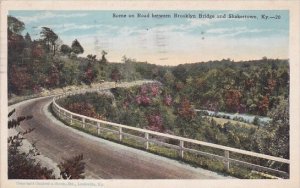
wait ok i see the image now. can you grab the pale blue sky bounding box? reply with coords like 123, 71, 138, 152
10, 10, 289, 65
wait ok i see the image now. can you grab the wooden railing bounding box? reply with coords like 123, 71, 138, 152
52, 89, 290, 178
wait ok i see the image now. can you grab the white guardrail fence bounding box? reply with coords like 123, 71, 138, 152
52, 88, 290, 178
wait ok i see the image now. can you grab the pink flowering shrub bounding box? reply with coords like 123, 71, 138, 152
146, 113, 164, 132
135, 84, 161, 106
140, 85, 148, 94
164, 94, 172, 106
135, 94, 151, 106
149, 84, 160, 96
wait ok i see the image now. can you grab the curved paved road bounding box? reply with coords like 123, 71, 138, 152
14, 96, 230, 179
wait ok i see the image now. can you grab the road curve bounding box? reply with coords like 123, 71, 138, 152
15, 96, 231, 179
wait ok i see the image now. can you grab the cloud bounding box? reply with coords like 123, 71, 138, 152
206, 27, 275, 38
54, 24, 100, 33
16, 11, 88, 23
188, 19, 215, 27
32, 23, 120, 36
136, 17, 223, 35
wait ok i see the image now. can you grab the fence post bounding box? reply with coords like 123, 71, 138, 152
179, 140, 184, 159
82, 118, 85, 128
145, 132, 149, 150
224, 150, 230, 171
119, 127, 123, 141
97, 122, 101, 135
70, 114, 73, 125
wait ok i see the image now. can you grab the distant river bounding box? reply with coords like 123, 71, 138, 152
195, 109, 272, 124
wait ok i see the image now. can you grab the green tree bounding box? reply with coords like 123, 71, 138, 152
7, 16, 25, 55
71, 39, 84, 55
99, 50, 108, 64
172, 64, 187, 83
163, 70, 175, 86
8, 15, 25, 34
60, 44, 72, 55
24, 32, 32, 45
87, 54, 97, 62
110, 68, 121, 86
254, 98, 289, 159
40, 27, 58, 55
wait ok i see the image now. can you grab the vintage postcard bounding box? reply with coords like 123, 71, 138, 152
1, 0, 300, 188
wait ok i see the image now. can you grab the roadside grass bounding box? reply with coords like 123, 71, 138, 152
8, 94, 44, 106
49, 104, 280, 179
